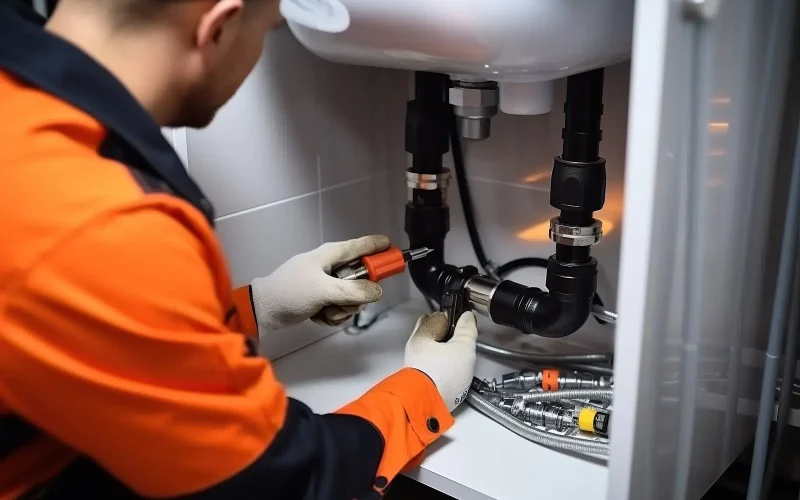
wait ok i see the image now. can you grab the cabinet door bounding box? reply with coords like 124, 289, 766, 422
609, 1, 797, 499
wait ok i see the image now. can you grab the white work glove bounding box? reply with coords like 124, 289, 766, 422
405, 311, 479, 412
250, 235, 390, 331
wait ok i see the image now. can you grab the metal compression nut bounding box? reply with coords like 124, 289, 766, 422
449, 85, 499, 109
548, 218, 603, 247
406, 169, 451, 191
450, 83, 500, 141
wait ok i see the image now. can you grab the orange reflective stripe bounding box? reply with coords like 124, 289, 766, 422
335, 368, 453, 485
232, 285, 258, 337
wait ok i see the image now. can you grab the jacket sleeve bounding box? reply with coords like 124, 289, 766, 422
0, 204, 452, 499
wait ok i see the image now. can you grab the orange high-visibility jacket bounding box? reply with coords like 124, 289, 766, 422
0, 5, 452, 499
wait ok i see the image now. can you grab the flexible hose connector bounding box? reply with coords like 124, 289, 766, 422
514, 388, 613, 403
467, 390, 610, 456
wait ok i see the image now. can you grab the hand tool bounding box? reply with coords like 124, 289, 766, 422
332, 247, 433, 282
438, 265, 479, 342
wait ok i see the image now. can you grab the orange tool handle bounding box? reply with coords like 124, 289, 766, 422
362, 247, 406, 282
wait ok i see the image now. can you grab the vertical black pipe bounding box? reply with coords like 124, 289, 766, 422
407, 72, 449, 176
562, 69, 605, 163
536, 68, 607, 335
551, 68, 607, 261
405, 72, 452, 300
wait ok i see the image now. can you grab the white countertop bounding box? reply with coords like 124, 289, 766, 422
273, 301, 609, 500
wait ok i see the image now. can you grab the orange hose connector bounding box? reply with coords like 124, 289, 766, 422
542, 369, 560, 391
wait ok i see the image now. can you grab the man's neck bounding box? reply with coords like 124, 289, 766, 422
45, 11, 180, 126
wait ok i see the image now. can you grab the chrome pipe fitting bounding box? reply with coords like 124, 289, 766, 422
517, 402, 575, 432
406, 169, 451, 192
449, 81, 499, 141
464, 275, 499, 318
548, 218, 603, 247
495, 370, 613, 392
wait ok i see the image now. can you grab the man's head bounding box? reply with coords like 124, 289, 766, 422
47, 0, 284, 127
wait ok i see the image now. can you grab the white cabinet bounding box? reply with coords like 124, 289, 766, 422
271, 1, 799, 499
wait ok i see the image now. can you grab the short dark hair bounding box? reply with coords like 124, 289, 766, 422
104, 0, 267, 27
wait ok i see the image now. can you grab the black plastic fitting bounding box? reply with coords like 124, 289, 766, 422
489, 281, 560, 336
550, 67, 607, 251
503, 67, 606, 336
539, 67, 606, 333
486, 256, 595, 338
550, 157, 606, 220
406, 203, 449, 300
404, 69, 605, 338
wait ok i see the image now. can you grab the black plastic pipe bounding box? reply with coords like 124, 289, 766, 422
538, 68, 607, 335
405, 70, 606, 338
405, 72, 451, 301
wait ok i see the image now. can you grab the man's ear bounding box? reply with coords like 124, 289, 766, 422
195, 0, 245, 49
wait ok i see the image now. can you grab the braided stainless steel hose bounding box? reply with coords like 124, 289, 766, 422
467, 390, 610, 456
514, 388, 613, 403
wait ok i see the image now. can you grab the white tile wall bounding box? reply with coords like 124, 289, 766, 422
186, 27, 320, 218
178, 27, 630, 360
183, 25, 411, 360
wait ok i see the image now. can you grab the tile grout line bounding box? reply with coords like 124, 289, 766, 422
469, 175, 551, 193
215, 190, 319, 221
318, 170, 388, 194
214, 171, 388, 222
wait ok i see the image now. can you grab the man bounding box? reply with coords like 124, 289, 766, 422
0, 0, 479, 498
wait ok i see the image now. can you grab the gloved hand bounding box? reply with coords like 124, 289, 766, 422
250, 235, 390, 331
404, 311, 479, 412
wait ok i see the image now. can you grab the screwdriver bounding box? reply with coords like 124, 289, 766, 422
333, 247, 433, 282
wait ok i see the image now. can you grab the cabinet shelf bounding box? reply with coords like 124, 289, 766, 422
273, 302, 609, 500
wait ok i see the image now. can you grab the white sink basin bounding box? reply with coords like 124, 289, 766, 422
288, 0, 634, 83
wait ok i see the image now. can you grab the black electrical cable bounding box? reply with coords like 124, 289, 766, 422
346, 311, 387, 334
496, 258, 549, 277
449, 112, 492, 273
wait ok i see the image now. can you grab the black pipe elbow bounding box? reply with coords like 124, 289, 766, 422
487, 287, 593, 338
405, 201, 451, 301
541, 255, 597, 335
407, 248, 445, 302
487, 256, 596, 337
535, 292, 594, 337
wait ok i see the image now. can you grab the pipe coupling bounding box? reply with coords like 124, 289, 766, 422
450, 81, 499, 141
406, 169, 451, 191
464, 275, 499, 318
549, 218, 603, 247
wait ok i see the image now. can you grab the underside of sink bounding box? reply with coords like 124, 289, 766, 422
288, 0, 635, 84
